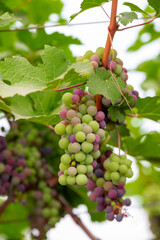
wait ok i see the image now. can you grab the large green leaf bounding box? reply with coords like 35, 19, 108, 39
87, 68, 125, 105
123, 2, 150, 15
135, 96, 160, 122
70, 0, 110, 21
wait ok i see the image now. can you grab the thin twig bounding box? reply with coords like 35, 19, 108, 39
116, 128, 121, 157
125, 113, 140, 118
104, 135, 111, 145
47, 125, 55, 132
54, 82, 87, 92
101, 5, 110, 19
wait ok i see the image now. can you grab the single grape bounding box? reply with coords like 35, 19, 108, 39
106, 206, 113, 213
87, 106, 97, 116
76, 56, 84, 62
119, 165, 128, 174
109, 162, 119, 172
66, 125, 73, 135
0, 163, 5, 174
115, 58, 123, 66
72, 94, 80, 104
77, 165, 87, 174
108, 189, 117, 199
75, 131, 86, 142
90, 61, 99, 70
86, 165, 93, 174
96, 129, 105, 138
54, 123, 66, 135
107, 212, 115, 221
85, 154, 93, 165
59, 109, 68, 119
95, 169, 104, 178
103, 181, 113, 191
110, 49, 117, 60
67, 167, 77, 176
89, 121, 99, 133
95, 47, 104, 58
70, 142, 81, 153
66, 110, 77, 120
84, 50, 94, 60
123, 198, 131, 206
75, 151, 86, 162
110, 172, 120, 181
71, 117, 81, 126
107, 61, 117, 71
79, 104, 87, 114
81, 141, 93, 153
96, 178, 105, 187
58, 174, 67, 185
113, 64, 122, 76
86, 180, 96, 191
67, 176, 76, 185
125, 169, 133, 178
90, 192, 96, 201
91, 150, 100, 159
116, 214, 123, 222
94, 187, 103, 197
62, 92, 73, 106
73, 88, 84, 97
90, 55, 100, 63
96, 197, 104, 204
86, 100, 96, 106
73, 124, 83, 133
86, 133, 96, 143
83, 125, 92, 135
119, 176, 126, 184
59, 138, 69, 149
82, 114, 93, 124
76, 174, 87, 185
69, 134, 77, 143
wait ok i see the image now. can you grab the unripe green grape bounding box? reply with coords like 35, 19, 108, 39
112, 180, 119, 185
64, 170, 68, 175
38, 181, 46, 190
43, 187, 51, 194
124, 159, 132, 168
96, 129, 105, 138
87, 105, 97, 116
104, 171, 111, 180
76, 56, 84, 62
86, 165, 93, 174
61, 154, 71, 164
59, 163, 69, 172
62, 92, 73, 106
55, 123, 66, 135
119, 165, 128, 174
110, 153, 120, 162
125, 169, 133, 178
67, 167, 77, 176
82, 114, 93, 124
91, 150, 101, 159
81, 96, 86, 102
109, 162, 119, 172
59, 138, 69, 149
81, 141, 93, 153
42, 208, 51, 218
50, 208, 59, 216
119, 176, 126, 184
113, 64, 122, 76
83, 59, 90, 63
76, 174, 87, 185
84, 50, 94, 59
85, 154, 93, 165
77, 112, 83, 119
103, 160, 111, 170
86, 100, 96, 106
110, 49, 117, 60
73, 124, 83, 133
79, 104, 87, 114
126, 84, 134, 91
86, 133, 96, 143
96, 47, 104, 59
70, 142, 81, 153
110, 172, 120, 181
43, 193, 52, 204
66, 124, 73, 135
96, 178, 105, 187
68, 143, 72, 152
67, 176, 76, 185
59, 175, 67, 185
75, 151, 86, 162
89, 121, 99, 133
75, 131, 86, 142
0, 163, 5, 174
71, 161, 76, 167
77, 165, 87, 174
92, 174, 97, 181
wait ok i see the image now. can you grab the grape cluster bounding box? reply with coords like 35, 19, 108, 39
55, 88, 105, 186
87, 150, 132, 221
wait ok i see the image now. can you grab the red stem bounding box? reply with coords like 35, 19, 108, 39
54, 82, 87, 92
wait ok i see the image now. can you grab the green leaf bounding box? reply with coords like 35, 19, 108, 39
0, 99, 11, 112
123, 2, 150, 15
118, 12, 138, 26
122, 132, 160, 162
108, 106, 125, 123
147, 0, 160, 14
87, 68, 125, 105
0, 12, 19, 28
135, 97, 160, 122
70, 0, 109, 21
0, 45, 70, 98
5, 90, 62, 125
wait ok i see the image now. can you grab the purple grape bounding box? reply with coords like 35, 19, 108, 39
90, 55, 100, 63
118, 183, 125, 189
7, 157, 15, 165
86, 180, 96, 191
73, 88, 84, 97
108, 189, 118, 199
90, 61, 99, 70
106, 206, 113, 213
116, 214, 123, 222
39, 147, 52, 155
0, 154, 5, 162
60, 109, 68, 119
19, 173, 26, 181
96, 197, 104, 204
90, 192, 96, 201
107, 61, 117, 71
93, 135, 101, 144
0, 137, 7, 152
97, 204, 105, 212
102, 97, 111, 108
93, 144, 99, 151
122, 67, 127, 73
1, 173, 10, 182
132, 90, 139, 98
72, 94, 80, 104
94, 187, 103, 197
3, 182, 9, 188
107, 212, 114, 221
68, 134, 77, 143
99, 121, 106, 129
18, 184, 26, 192
123, 198, 131, 206
95, 111, 105, 121
117, 189, 125, 198
105, 150, 113, 158
95, 169, 104, 178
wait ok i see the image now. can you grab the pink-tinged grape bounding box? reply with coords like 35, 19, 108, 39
59, 138, 69, 149
95, 111, 105, 121
75, 131, 86, 142
66, 110, 77, 120
132, 90, 139, 98
67, 176, 76, 185
103, 181, 113, 191
73, 124, 83, 133
75, 151, 86, 162
87, 105, 97, 116
94, 187, 103, 197
86, 165, 93, 174
102, 97, 111, 107
90, 55, 100, 63
116, 214, 123, 222
12, 176, 20, 185
86, 180, 96, 190
59, 109, 68, 119
123, 198, 131, 206
123, 67, 127, 73
93, 144, 99, 151
61, 154, 71, 165
93, 134, 101, 144
73, 88, 84, 97
69, 134, 77, 143
107, 61, 117, 71
82, 114, 93, 124
91, 60, 99, 70
77, 165, 87, 174
79, 104, 87, 114
89, 121, 99, 133
86, 100, 96, 106
108, 189, 117, 199
90, 192, 96, 201
118, 183, 125, 189
58, 171, 63, 177
61, 104, 70, 110
113, 64, 122, 76
96, 197, 104, 204
95, 47, 104, 59
55, 123, 66, 135
71, 117, 81, 126
110, 172, 120, 181
85, 154, 93, 165
115, 58, 123, 66
86, 133, 96, 143
125, 169, 133, 178
107, 212, 114, 221
96, 129, 105, 138
66, 124, 73, 135
70, 142, 81, 153
132, 95, 137, 106
95, 169, 104, 178
58, 174, 67, 185
72, 94, 80, 104
23, 168, 31, 177
110, 49, 117, 60
119, 165, 128, 174
81, 141, 93, 153
62, 92, 73, 106
0, 163, 5, 173
83, 125, 92, 135
91, 150, 100, 159
99, 121, 106, 129
106, 206, 113, 213
76, 174, 87, 185
109, 162, 119, 172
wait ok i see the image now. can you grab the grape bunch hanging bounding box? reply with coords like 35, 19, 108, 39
55, 47, 139, 221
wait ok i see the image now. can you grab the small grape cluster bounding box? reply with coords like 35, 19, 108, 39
55, 88, 105, 186
87, 150, 132, 221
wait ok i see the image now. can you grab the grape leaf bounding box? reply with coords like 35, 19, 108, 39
70, 0, 110, 21
0, 12, 19, 28
123, 2, 150, 16
0, 99, 11, 112
108, 106, 125, 123
122, 132, 160, 162
147, 0, 160, 14
118, 12, 138, 26
135, 97, 160, 122
87, 68, 125, 105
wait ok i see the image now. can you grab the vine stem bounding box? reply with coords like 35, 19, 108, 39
54, 82, 87, 92
0, 199, 10, 215
57, 195, 101, 240
96, 0, 119, 111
